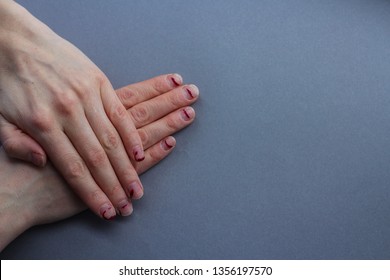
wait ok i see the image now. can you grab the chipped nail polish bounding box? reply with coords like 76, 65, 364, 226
127, 181, 143, 200
100, 204, 116, 220
183, 85, 199, 100
130, 189, 134, 199
133, 146, 145, 162
118, 200, 133, 216
170, 74, 182, 87
183, 109, 190, 119
162, 137, 175, 151
180, 107, 194, 121
184, 88, 194, 100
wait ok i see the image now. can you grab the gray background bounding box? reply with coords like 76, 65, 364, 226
1, 0, 390, 259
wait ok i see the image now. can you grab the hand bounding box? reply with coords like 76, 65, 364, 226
0, 74, 199, 251
0, 0, 148, 219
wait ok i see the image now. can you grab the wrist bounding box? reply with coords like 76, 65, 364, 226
0, 0, 31, 33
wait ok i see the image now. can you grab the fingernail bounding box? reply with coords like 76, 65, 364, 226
183, 85, 199, 100
170, 74, 183, 87
133, 145, 145, 162
127, 181, 144, 200
117, 199, 133, 216
100, 204, 116, 220
180, 107, 195, 121
162, 137, 176, 151
30, 152, 45, 167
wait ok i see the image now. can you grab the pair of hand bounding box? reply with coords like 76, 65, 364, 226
0, 0, 198, 220
0, 74, 198, 251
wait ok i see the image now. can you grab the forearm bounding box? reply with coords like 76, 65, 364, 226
0, 147, 84, 252
0, 148, 33, 251
0, 0, 36, 36
0, 199, 30, 252
0, 0, 55, 66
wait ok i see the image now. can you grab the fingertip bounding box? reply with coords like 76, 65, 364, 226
135, 136, 177, 175
133, 145, 145, 162
117, 199, 134, 217
2, 136, 47, 166
169, 73, 183, 87
161, 136, 176, 151
184, 84, 200, 101
128, 181, 144, 200
100, 203, 117, 220
180, 107, 196, 122
30, 151, 47, 167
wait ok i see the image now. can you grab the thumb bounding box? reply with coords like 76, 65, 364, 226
0, 114, 47, 167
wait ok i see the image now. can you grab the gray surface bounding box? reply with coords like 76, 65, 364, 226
1, 0, 390, 259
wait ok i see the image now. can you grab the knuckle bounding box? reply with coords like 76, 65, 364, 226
130, 106, 149, 124
54, 93, 79, 116
110, 104, 127, 121
117, 88, 137, 106
89, 189, 103, 202
69, 71, 98, 101
94, 71, 107, 86
86, 147, 106, 168
28, 110, 54, 132
101, 130, 120, 151
64, 157, 86, 180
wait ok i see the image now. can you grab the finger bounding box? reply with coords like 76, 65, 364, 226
129, 84, 199, 128
36, 128, 118, 220
84, 98, 144, 201
138, 107, 196, 149
116, 73, 183, 109
64, 110, 138, 216
0, 114, 46, 166
101, 79, 145, 161
134, 136, 176, 175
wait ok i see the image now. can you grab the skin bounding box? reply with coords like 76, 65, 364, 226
0, 0, 147, 219
0, 74, 199, 251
